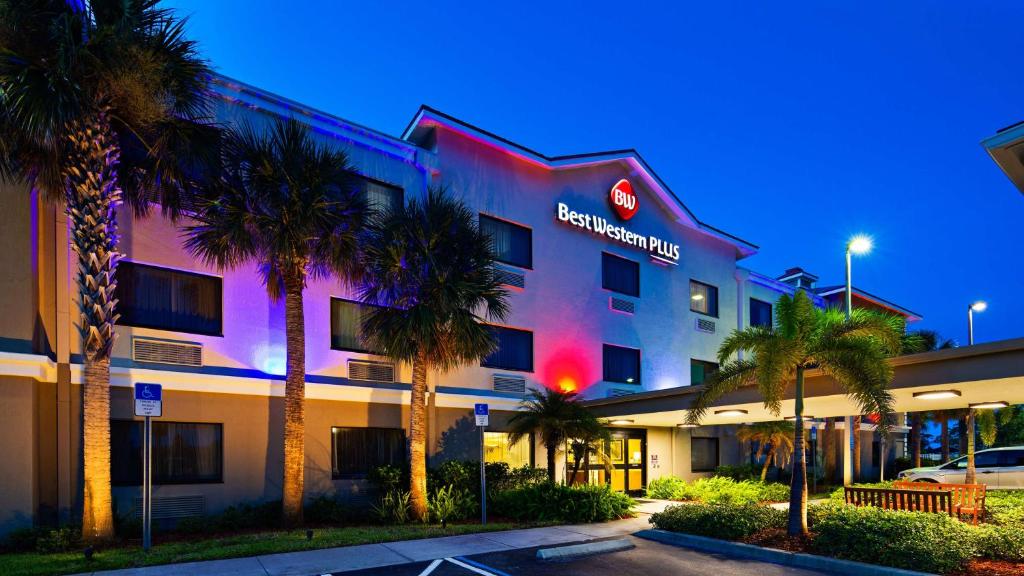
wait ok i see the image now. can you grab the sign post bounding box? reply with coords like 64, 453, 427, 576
474, 403, 489, 525
134, 383, 162, 551
810, 424, 818, 496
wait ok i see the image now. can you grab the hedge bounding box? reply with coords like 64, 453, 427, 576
646, 476, 789, 504
490, 483, 634, 523
649, 503, 786, 540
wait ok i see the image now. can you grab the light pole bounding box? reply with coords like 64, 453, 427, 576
845, 235, 873, 319
968, 301, 987, 345
843, 235, 871, 486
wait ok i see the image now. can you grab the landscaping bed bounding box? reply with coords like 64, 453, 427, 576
646, 475, 791, 504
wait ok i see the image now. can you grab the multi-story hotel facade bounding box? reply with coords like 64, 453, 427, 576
0, 76, 919, 534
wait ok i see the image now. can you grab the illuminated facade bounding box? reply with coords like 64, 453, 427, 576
0, 75, 919, 533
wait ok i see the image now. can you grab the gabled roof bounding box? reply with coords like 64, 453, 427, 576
815, 285, 922, 322
402, 105, 758, 258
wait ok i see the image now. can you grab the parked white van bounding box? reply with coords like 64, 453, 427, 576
897, 446, 1024, 488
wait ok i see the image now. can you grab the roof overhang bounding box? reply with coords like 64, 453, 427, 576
816, 286, 922, 322
585, 337, 1024, 427
981, 121, 1024, 195
402, 106, 758, 259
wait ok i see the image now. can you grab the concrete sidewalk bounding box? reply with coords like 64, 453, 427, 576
74, 500, 671, 576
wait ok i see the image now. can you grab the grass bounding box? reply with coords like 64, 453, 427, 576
0, 522, 531, 576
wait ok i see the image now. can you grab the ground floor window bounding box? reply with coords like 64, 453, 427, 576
483, 431, 532, 468
691, 436, 719, 473
331, 427, 406, 478
111, 420, 223, 485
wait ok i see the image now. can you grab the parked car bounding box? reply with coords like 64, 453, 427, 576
897, 446, 1024, 488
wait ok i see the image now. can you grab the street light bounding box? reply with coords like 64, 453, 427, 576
968, 301, 987, 345
845, 235, 872, 320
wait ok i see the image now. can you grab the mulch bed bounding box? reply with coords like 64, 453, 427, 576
951, 559, 1024, 576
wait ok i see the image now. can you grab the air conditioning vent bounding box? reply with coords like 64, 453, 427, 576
609, 297, 635, 314
134, 495, 205, 519
493, 374, 526, 394
607, 388, 635, 398
133, 338, 202, 367
696, 318, 716, 334
495, 268, 525, 289
348, 360, 395, 383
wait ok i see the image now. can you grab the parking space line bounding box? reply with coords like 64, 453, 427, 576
417, 558, 444, 576
446, 556, 511, 576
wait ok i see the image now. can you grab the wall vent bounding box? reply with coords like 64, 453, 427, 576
493, 374, 526, 394
134, 495, 205, 519
696, 318, 716, 334
495, 268, 526, 289
607, 388, 635, 398
133, 338, 202, 367
348, 360, 395, 383
609, 297, 635, 314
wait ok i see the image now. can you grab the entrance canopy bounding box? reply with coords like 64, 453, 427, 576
586, 338, 1024, 426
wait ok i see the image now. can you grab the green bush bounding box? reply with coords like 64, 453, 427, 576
975, 523, 1024, 562
368, 464, 404, 494
646, 476, 687, 499
646, 475, 789, 505
491, 483, 634, 523
810, 505, 976, 573
1, 527, 81, 553
757, 482, 790, 503
428, 484, 475, 526
649, 503, 786, 540
985, 490, 1024, 526
372, 490, 411, 524
304, 495, 355, 525
713, 463, 760, 481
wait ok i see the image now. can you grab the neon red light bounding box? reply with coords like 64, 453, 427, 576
541, 347, 596, 394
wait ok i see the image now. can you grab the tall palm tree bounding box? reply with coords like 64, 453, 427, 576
508, 388, 586, 483
964, 407, 1014, 484
184, 118, 366, 525
685, 291, 901, 535
566, 412, 612, 486
358, 187, 509, 521
736, 421, 795, 482
0, 0, 215, 541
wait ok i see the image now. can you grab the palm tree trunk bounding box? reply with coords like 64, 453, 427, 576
910, 413, 923, 468
281, 273, 306, 525
965, 409, 976, 484
852, 415, 862, 481
761, 445, 773, 482
65, 110, 120, 542
787, 366, 808, 536
409, 350, 429, 521
941, 415, 950, 462
958, 414, 968, 457
823, 417, 835, 483
546, 439, 558, 483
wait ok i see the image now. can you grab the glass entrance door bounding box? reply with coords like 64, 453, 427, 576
579, 429, 646, 494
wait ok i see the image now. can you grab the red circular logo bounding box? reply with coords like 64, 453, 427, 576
609, 179, 638, 220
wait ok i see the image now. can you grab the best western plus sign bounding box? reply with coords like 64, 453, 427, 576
610, 178, 638, 220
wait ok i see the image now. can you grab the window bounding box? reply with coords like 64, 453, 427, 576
111, 420, 223, 485
602, 252, 639, 297
944, 451, 1002, 470
484, 432, 532, 468
480, 214, 532, 269
331, 427, 406, 477
118, 262, 222, 336
331, 298, 379, 353
1002, 450, 1024, 467
482, 326, 534, 372
690, 280, 718, 317
603, 344, 641, 384
691, 437, 720, 472
690, 359, 719, 386
750, 298, 773, 328
357, 175, 403, 215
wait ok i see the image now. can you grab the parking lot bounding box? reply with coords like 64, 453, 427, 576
331, 536, 832, 576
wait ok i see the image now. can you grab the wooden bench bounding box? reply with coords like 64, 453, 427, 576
894, 481, 987, 525
844, 486, 955, 516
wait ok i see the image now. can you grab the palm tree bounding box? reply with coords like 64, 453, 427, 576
737, 421, 795, 482
508, 388, 586, 483
184, 118, 366, 525
566, 412, 612, 486
964, 407, 1014, 484
358, 187, 510, 521
0, 0, 215, 541
685, 291, 901, 535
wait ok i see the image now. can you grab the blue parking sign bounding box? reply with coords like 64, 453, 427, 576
134, 383, 163, 417
474, 403, 489, 426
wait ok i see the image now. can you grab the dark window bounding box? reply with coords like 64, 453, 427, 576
111, 420, 223, 485
118, 262, 222, 336
603, 344, 641, 384
690, 359, 719, 386
1001, 450, 1024, 466
331, 298, 379, 353
357, 175, 403, 215
690, 280, 718, 317
482, 326, 534, 372
331, 427, 406, 477
691, 437, 720, 472
602, 252, 639, 297
480, 215, 532, 269
750, 298, 773, 328
976, 451, 1002, 469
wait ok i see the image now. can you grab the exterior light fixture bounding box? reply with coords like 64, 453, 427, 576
912, 390, 962, 400
714, 409, 749, 416
970, 301, 988, 312
677, 423, 698, 428
848, 235, 873, 256
845, 234, 873, 320
968, 301, 987, 345
625, 377, 635, 383
785, 415, 813, 420
969, 401, 1009, 409
609, 419, 634, 425
691, 294, 704, 301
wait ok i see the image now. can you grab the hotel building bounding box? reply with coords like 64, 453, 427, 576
0, 75, 921, 534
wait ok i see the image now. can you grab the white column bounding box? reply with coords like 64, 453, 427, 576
842, 416, 854, 485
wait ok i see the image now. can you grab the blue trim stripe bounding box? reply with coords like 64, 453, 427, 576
452, 556, 514, 576
0, 337, 36, 355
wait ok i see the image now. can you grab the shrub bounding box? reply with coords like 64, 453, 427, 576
368, 464, 404, 494
304, 495, 354, 525
810, 505, 976, 573
649, 503, 786, 540
975, 523, 1024, 562
491, 483, 634, 523
372, 491, 411, 524
757, 482, 790, 503
34, 527, 81, 553
985, 490, 1024, 527
646, 476, 686, 500
713, 463, 760, 481
646, 475, 789, 505
428, 484, 475, 526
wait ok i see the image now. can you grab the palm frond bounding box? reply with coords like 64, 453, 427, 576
685, 359, 759, 424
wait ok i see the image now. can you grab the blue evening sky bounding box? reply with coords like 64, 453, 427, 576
168, 0, 1023, 345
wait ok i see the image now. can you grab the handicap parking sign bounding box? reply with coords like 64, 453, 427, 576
474, 403, 489, 426
134, 383, 163, 417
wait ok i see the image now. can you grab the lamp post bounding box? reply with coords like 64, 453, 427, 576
968, 301, 987, 345
845, 235, 873, 320
843, 235, 871, 486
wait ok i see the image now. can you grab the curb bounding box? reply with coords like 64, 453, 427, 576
536, 538, 636, 561
634, 530, 937, 576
